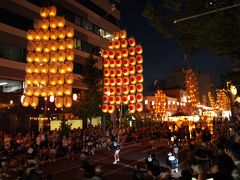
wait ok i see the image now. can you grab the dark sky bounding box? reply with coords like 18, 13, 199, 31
119, 0, 232, 90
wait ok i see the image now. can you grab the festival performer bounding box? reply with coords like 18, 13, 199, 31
109, 136, 121, 164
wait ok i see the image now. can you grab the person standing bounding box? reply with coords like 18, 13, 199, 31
109, 137, 121, 164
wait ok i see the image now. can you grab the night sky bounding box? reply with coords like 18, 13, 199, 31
119, 0, 232, 91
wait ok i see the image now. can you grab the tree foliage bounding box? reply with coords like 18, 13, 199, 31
75, 55, 102, 127
142, 0, 240, 59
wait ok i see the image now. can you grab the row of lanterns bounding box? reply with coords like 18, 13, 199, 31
102, 30, 144, 114
22, 6, 74, 108
154, 90, 166, 117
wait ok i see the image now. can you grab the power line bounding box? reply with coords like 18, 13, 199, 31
174, 3, 240, 24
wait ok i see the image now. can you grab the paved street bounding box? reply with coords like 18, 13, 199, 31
32, 140, 189, 180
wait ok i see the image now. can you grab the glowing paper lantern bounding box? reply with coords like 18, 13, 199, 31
104, 69, 110, 77
123, 86, 129, 95
49, 62, 57, 73
129, 94, 136, 104
128, 47, 135, 56
22, 96, 31, 107
122, 95, 129, 105
57, 74, 64, 85
34, 52, 43, 63
113, 32, 119, 40
49, 6, 57, 17
136, 103, 143, 112
114, 40, 120, 49
136, 55, 143, 64
25, 86, 33, 96
66, 49, 74, 61
129, 57, 136, 65
104, 78, 110, 86
50, 51, 59, 62
50, 18, 58, 29
40, 19, 49, 30
122, 49, 128, 58
109, 50, 115, 59
41, 63, 49, 74
120, 30, 127, 39
66, 27, 74, 38
66, 38, 74, 49
34, 63, 41, 74
58, 62, 67, 74
136, 83, 143, 92
123, 59, 129, 67
136, 93, 143, 103
41, 30, 50, 41
42, 41, 51, 53
50, 40, 58, 51
42, 52, 49, 63
58, 29, 66, 39
40, 74, 48, 84
27, 30, 36, 41
26, 63, 34, 74
35, 29, 43, 40
115, 50, 122, 59
129, 66, 136, 75
108, 96, 115, 105
115, 59, 122, 67
120, 39, 128, 48
115, 96, 121, 104
123, 77, 130, 85
130, 75, 137, 84
25, 74, 33, 84
135, 45, 143, 54
136, 74, 144, 83
64, 84, 72, 95
103, 95, 109, 104
49, 74, 57, 85
58, 51, 66, 62
65, 73, 73, 84
102, 50, 109, 59
103, 87, 110, 95
136, 65, 143, 73
27, 53, 35, 63
56, 85, 64, 96
115, 87, 122, 95
116, 69, 122, 77
128, 38, 136, 47
27, 42, 35, 52
108, 41, 114, 49
50, 29, 58, 40
65, 61, 73, 72
116, 77, 122, 86
109, 59, 116, 68
58, 39, 66, 50
109, 69, 116, 77
32, 74, 40, 84
33, 85, 41, 96
40, 7, 49, 18
102, 104, 108, 113
110, 78, 116, 86
48, 85, 56, 96
64, 96, 72, 107
109, 87, 116, 95
103, 59, 110, 68
108, 105, 115, 113
31, 96, 39, 107
128, 104, 136, 114
129, 85, 136, 94
34, 20, 41, 30
55, 96, 63, 108
40, 86, 48, 97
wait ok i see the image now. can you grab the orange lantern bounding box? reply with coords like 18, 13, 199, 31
27, 41, 35, 52
49, 74, 57, 85
41, 63, 49, 74
56, 85, 64, 96
34, 52, 43, 63
40, 86, 48, 97
32, 85, 41, 96
128, 104, 136, 114
35, 29, 43, 40
113, 32, 120, 40
136, 93, 143, 103
114, 40, 120, 49
58, 28, 66, 39
136, 65, 143, 73
129, 95, 136, 104
108, 50, 115, 59
103, 95, 109, 104
42, 41, 51, 53
116, 69, 122, 77
136, 55, 143, 64
58, 62, 67, 74
26, 30, 36, 41
25, 74, 33, 85
63, 84, 72, 95
109, 59, 116, 68
104, 78, 110, 86
58, 39, 66, 50
109, 87, 116, 95
129, 85, 136, 94
32, 74, 40, 84
64, 96, 72, 107
136, 83, 143, 92
50, 51, 59, 62
129, 66, 136, 75
31, 96, 39, 107
65, 73, 73, 84
102, 104, 108, 113
40, 7, 49, 18
115, 96, 121, 105
108, 96, 115, 104
123, 77, 129, 85
48, 85, 56, 96
123, 59, 129, 67
49, 6, 57, 17
103, 59, 110, 68
102, 50, 109, 59
128, 38, 136, 47
57, 17, 65, 28
120, 39, 128, 48
122, 95, 129, 105
123, 86, 129, 95
116, 77, 122, 86
26, 63, 34, 74
58, 51, 66, 62
109, 69, 116, 77
66, 27, 74, 38
26, 52, 35, 63
25, 86, 33, 96
40, 19, 49, 30
42, 52, 49, 63
115, 59, 122, 67
123, 67, 129, 76
50, 29, 58, 40
115, 87, 122, 95
129, 57, 136, 66
128, 47, 135, 56
50, 40, 58, 51
136, 74, 144, 83
130, 75, 137, 84
41, 30, 50, 41
108, 41, 114, 49
40, 74, 48, 84
33, 20, 41, 30
136, 103, 143, 112
108, 105, 115, 113
115, 50, 122, 59
66, 38, 74, 49
109, 78, 116, 86
50, 18, 58, 29
104, 69, 110, 77
22, 96, 31, 107
135, 45, 143, 54
55, 96, 63, 108
49, 62, 57, 73
122, 49, 128, 58
103, 87, 110, 95
120, 30, 127, 39
66, 49, 74, 61
56, 74, 64, 85
33, 63, 41, 73
65, 61, 73, 72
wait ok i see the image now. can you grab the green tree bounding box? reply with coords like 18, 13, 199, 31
75, 55, 102, 128
60, 118, 72, 136
142, 0, 240, 59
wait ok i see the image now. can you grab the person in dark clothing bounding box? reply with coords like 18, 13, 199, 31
132, 164, 144, 180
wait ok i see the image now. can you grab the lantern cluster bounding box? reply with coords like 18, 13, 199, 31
154, 90, 166, 117
102, 30, 144, 113
22, 6, 74, 108
208, 92, 216, 110
216, 89, 230, 111
185, 69, 199, 110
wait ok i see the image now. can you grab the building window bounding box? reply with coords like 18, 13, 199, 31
93, 25, 100, 35
81, 41, 93, 54
74, 16, 82, 26
0, 44, 26, 62
74, 63, 84, 74
82, 19, 93, 31
74, 39, 81, 50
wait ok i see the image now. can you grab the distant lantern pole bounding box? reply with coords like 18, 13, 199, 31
101, 30, 144, 120
22, 6, 74, 108
208, 91, 216, 111
154, 90, 166, 120
217, 89, 230, 111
